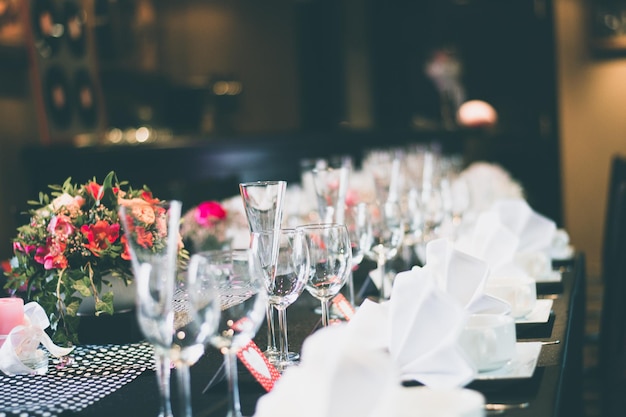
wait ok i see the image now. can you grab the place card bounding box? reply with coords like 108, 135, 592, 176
332, 294, 355, 321
237, 340, 281, 392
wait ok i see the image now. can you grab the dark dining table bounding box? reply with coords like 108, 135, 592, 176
0, 253, 586, 417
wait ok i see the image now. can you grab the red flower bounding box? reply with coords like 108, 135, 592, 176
134, 226, 154, 249
120, 235, 131, 261
85, 181, 103, 200
81, 220, 120, 256
141, 190, 159, 204
195, 201, 227, 226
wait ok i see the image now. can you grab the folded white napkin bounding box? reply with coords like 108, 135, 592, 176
0, 302, 74, 375
424, 239, 510, 315
489, 198, 556, 253
459, 162, 524, 215
388, 267, 475, 388
253, 303, 399, 417
550, 228, 574, 260
455, 198, 556, 280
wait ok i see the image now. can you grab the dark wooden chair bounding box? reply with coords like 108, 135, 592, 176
598, 179, 626, 417
602, 154, 626, 281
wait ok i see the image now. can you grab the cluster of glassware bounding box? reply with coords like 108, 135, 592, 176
116, 142, 472, 417
119, 178, 355, 417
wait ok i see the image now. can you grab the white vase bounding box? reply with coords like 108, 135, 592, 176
76, 275, 136, 316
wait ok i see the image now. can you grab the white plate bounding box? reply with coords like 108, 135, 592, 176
475, 342, 542, 380
515, 299, 553, 324
535, 270, 562, 284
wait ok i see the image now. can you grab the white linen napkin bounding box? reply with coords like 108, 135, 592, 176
550, 228, 574, 260
455, 198, 556, 280
388, 266, 475, 388
489, 198, 556, 253
253, 302, 399, 417
424, 238, 511, 315
459, 162, 524, 216
0, 302, 74, 375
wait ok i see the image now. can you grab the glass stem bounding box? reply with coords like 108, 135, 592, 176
321, 299, 331, 327
265, 304, 277, 354
348, 267, 356, 309
176, 363, 192, 417
224, 349, 242, 417
378, 255, 389, 301
277, 307, 289, 365
154, 348, 174, 417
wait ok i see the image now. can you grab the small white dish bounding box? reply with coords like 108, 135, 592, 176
515, 299, 553, 324
535, 270, 562, 284
475, 342, 542, 380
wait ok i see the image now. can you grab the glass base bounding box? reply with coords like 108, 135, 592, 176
264, 349, 299, 364
20, 349, 49, 375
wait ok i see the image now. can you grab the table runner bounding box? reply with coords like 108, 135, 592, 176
0, 342, 155, 417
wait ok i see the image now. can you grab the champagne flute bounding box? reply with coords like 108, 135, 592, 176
119, 200, 188, 417
174, 262, 221, 417
297, 223, 352, 327
311, 164, 350, 224
239, 180, 287, 361
343, 202, 371, 309
362, 200, 405, 301
250, 228, 309, 371
189, 249, 268, 417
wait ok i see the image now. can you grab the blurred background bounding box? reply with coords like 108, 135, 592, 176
0, 0, 625, 287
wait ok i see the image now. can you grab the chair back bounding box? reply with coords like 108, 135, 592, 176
599, 180, 626, 417
602, 154, 626, 279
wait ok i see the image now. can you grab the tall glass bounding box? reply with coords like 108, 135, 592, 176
311, 164, 350, 224
239, 180, 287, 360
362, 200, 405, 301
250, 228, 309, 371
297, 223, 352, 327
189, 249, 268, 417
344, 202, 372, 308
119, 200, 186, 417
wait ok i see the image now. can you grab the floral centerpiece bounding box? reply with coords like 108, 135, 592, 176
3, 171, 186, 345
180, 197, 249, 252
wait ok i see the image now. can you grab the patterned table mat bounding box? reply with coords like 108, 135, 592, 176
0, 342, 155, 417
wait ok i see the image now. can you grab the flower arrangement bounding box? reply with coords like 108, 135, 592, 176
3, 171, 185, 345
180, 197, 249, 252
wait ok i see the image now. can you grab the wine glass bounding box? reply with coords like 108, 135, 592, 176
362, 200, 405, 301
343, 202, 372, 309
311, 164, 350, 224
239, 180, 287, 361
120, 199, 213, 417
188, 249, 268, 417
250, 228, 310, 371
170, 267, 221, 417
297, 223, 352, 327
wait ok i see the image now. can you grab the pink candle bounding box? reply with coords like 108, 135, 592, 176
0, 297, 25, 335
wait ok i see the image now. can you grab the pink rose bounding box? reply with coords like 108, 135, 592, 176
195, 201, 227, 227
47, 215, 75, 240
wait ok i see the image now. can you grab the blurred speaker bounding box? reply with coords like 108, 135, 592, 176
23, 0, 105, 145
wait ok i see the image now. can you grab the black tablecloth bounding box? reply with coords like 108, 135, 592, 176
2, 254, 586, 417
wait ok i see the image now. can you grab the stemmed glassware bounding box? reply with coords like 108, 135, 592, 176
120, 200, 221, 417
188, 249, 268, 417
344, 202, 372, 309
297, 223, 352, 327
362, 200, 405, 301
250, 228, 310, 371
239, 180, 286, 361
311, 163, 350, 224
